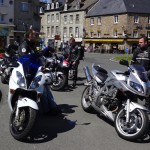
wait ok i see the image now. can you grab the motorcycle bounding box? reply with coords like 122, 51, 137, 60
8, 53, 53, 141
81, 60, 150, 141
0, 44, 19, 84
43, 54, 69, 91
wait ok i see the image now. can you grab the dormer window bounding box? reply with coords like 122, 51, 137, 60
51, 3, 54, 9
56, 2, 59, 8
64, 3, 67, 11
47, 4, 50, 10
76, 1, 80, 10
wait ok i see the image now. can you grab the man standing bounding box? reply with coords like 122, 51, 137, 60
66, 37, 81, 87
132, 35, 150, 73
132, 35, 150, 109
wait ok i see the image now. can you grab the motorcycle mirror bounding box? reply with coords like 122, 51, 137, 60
119, 59, 129, 67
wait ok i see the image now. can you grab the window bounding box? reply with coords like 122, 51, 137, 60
56, 26, 59, 35
114, 16, 118, 23
76, 2, 80, 10
133, 30, 138, 38
20, 2, 29, 12
148, 16, 150, 24
90, 32, 93, 38
47, 15, 50, 23
0, 15, 4, 23
97, 32, 101, 38
69, 15, 73, 23
63, 27, 67, 37
56, 2, 59, 8
64, 15, 67, 24
56, 13, 59, 22
51, 14, 54, 22
0, 0, 4, 5
147, 31, 150, 38
51, 26, 54, 37
75, 27, 79, 38
97, 17, 101, 25
90, 18, 94, 25
113, 30, 118, 37
69, 27, 73, 37
134, 16, 139, 23
75, 14, 79, 24
47, 27, 50, 37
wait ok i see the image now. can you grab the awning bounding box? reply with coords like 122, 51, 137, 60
127, 39, 138, 42
84, 39, 124, 43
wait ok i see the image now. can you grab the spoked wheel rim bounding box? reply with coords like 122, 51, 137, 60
82, 86, 92, 108
116, 109, 145, 137
10, 107, 30, 135
53, 76, 63, 86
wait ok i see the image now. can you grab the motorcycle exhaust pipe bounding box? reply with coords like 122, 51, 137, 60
83, 66, 91, 82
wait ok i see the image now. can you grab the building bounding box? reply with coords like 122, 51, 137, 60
40, 0, 65, 48
13, 0, 41, 44
85, 0, 150, 53
60, 0, 98, 45
40, 0, 97, 49
0, 0, 15, 48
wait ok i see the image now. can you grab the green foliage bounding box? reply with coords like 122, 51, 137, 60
113, 54, 132, 62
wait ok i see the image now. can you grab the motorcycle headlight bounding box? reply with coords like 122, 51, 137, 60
29, 75, 42, 89
130, 81, 144, 94
16, 71, 26, 88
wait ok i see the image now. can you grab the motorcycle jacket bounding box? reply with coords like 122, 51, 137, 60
132, 47, 150, 71
18, 39, 36, 56
64, 45, 81, 63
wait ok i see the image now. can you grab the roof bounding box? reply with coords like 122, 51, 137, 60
87, 0, 150, 17
66, 0, 98, 12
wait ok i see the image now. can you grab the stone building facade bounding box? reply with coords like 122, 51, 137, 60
84, 0, 150, 53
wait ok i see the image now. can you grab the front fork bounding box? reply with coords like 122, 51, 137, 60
126, 99, 130, 123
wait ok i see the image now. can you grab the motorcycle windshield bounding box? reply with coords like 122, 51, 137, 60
18, 53, 41, 79
132, 64, 148, 82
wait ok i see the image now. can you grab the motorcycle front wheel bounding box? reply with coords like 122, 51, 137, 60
81, 85, 93, 112
9, 106, 37, 141
50, 74, 67, 91
115, 108, 149, 141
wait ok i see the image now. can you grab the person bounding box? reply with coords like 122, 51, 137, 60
63, 37, 81, 87
132, 35, 150, 109
132, 35, 150, 74
18, 29, 61, 115
41, 44, 56, 58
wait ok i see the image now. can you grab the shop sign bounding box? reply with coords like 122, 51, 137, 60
0, 28, 9, 36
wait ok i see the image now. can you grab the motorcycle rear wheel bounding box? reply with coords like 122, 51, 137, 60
115, 108, 149, 141
50, 74, 67, 91
81, 86, 93, 112
9, 106, 37, 141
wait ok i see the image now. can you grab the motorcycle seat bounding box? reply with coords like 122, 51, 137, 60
96, 72, 108, 83
93, 65, 107, 74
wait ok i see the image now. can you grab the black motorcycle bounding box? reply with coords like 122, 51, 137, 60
0, 44, 19, 84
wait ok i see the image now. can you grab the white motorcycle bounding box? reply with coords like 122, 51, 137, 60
8, 53, 53, 141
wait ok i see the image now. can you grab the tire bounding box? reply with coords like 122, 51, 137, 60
115, 108, 149, 141
81, 86, 93, 112
9, 106, 37, 141
50, 74, 67, 91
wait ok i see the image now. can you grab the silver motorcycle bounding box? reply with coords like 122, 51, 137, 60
81, 60, 150, 141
